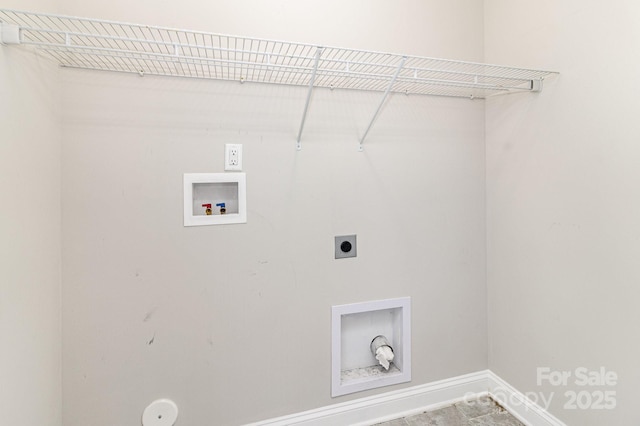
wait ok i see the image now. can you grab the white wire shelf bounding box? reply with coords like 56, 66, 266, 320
0, 9, 557, 99
0, 9, 558, 149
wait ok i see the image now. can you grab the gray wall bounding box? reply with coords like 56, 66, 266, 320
59, 2, 487, 424
486, 1, 640, 424
61, 71, 486, 426
0, 0, 62, 424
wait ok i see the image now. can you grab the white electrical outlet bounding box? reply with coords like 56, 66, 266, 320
225, 144, 242, 171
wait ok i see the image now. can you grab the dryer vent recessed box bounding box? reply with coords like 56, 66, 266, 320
331, 297, 411, 397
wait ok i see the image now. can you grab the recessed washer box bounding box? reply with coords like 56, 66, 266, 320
183, 173, 246, 226
331, 297, 411, 397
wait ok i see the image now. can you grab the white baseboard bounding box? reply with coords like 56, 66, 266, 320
488, 371, 567, 426
245, 371, 487, 426
246, 370, 567, 426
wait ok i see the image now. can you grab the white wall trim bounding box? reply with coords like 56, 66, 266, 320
246, 371, 487, 426
488, 371, 567, 426
246, 370, 568, 426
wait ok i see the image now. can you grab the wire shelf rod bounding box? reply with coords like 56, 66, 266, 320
36, 45, 535, 95
23, 35, 536, 86
37, 48, 533, 94
19, 32, 543, 87
53, 61, 503, 100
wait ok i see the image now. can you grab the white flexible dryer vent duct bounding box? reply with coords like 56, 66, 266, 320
370, 335, 394, 370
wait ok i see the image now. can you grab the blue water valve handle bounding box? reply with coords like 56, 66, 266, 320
215, 203, 225, 208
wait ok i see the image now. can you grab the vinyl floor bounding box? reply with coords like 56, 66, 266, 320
374, 396, 524, 426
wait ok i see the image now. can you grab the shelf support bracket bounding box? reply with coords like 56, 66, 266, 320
296, 46, 323, 151
359, 56, 406, 151
0, 22, 21, 44
531, 79, 543, 92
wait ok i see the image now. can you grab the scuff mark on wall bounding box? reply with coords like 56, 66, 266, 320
143, 307, 157, 322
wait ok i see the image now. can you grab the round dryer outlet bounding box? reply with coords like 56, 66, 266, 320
335, 235, 357, 259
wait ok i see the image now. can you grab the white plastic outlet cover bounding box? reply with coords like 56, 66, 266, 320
142, 399, 178, 426
225, 143, 242, 171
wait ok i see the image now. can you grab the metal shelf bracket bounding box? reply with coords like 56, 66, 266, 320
359, 56, 407, 151
296, 46, 323, 151
531, 79, 543, 92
